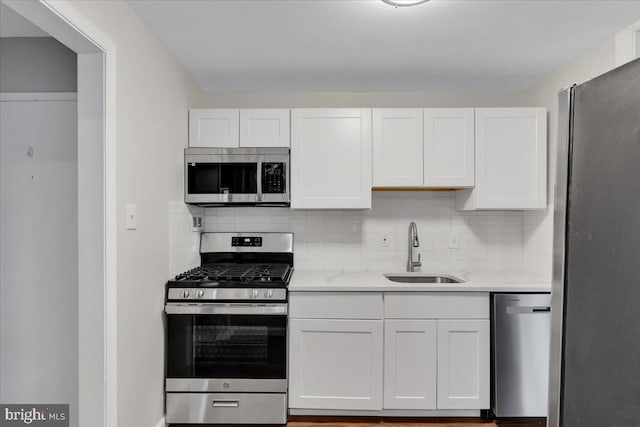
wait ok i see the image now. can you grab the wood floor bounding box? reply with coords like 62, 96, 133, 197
171, 417, 546, 427
287, 417, 546, 427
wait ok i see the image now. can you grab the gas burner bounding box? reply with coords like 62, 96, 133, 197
171, 263, 292, 288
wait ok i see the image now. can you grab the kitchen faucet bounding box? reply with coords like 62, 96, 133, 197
407, 221, 422, 272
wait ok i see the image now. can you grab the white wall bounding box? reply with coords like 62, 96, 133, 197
0, 98, 78, 426
202, 90, 516, 108
61, 2, 204, 427
168, 202, 202, 278
0, 37, 76, 92
511, 33, 624, 277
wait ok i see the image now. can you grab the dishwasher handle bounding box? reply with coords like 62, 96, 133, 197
506, 306, 551, 314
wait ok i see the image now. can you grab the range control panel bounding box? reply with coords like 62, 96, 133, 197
232, 236, 263, 247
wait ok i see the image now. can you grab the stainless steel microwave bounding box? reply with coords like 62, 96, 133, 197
184, 147, 290, 206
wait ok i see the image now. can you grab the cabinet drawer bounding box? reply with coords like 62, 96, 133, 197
384, 292, 489, 319
289, 292, 383, 319
166, 393, 286, 424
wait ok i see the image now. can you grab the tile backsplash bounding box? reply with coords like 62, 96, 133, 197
200, 192, 552, 277
168, 202, 203, 278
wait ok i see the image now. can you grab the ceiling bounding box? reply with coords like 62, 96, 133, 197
130, 1, 640, 92
0, 3, 48, 37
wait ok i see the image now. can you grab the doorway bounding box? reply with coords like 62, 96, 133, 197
0, 1, 117, 426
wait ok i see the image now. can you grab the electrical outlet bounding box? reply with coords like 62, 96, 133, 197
125, 204, 137, 230
191, 215, 203, 231
449, 231, 460, 249
380, 232, 392, 247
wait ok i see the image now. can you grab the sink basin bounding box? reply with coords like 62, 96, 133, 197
384, 273, 464, 284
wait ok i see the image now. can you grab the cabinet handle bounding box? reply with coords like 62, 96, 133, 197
212, 400, 240, 408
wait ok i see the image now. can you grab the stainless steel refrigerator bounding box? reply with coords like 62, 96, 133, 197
548, 58, 640, 427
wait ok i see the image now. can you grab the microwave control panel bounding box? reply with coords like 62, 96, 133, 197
262, 162, 286, 194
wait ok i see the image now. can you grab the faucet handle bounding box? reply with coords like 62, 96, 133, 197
415, 253, 422, 267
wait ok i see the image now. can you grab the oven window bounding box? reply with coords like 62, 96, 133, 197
187, 163, 258, 194
166, 314, 286, 379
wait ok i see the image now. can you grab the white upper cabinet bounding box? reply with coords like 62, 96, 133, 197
239, 109, 290, 147
372, 108, 474, 189
373, 109, 423, 187
424, 108, 474, 187
291, 109, 372, 209
457, 108, 547, 210
189, 109, 290, 148
189, 109, 239, 148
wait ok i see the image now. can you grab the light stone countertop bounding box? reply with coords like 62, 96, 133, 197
288, 269, 551, 293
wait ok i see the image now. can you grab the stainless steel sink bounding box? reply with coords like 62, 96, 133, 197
384, 273, 464, 284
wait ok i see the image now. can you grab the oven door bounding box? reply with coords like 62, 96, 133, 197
165, 303, 287, 393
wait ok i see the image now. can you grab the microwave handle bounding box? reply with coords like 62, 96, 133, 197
256, 158, 263, 202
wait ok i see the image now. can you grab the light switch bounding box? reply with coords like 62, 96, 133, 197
125, 204, 137, 230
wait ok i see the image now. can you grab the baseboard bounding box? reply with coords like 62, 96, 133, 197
154, 416, 166, 427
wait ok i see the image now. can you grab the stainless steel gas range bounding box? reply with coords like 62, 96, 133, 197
164, 232, 293, 425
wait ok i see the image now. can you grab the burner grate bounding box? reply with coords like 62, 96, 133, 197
174, 263, 291, 284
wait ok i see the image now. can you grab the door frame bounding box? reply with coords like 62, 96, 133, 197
2, 1, 117, 426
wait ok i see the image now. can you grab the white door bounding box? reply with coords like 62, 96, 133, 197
291, 109, 372, 209
424, 108, 474, 187
188, 109, 239, 147
473, 108, 546, 208
239, 109, 290, 147
0, 99, 78, 414
289, 318, 383, 410
437, 319, 490, 409
372, 108, 423, 187
383, 320, 437, 409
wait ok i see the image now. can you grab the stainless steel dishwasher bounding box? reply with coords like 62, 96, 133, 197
492, 293, 551, 418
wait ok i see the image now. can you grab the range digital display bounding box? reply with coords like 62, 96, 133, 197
231, 236, 263, 247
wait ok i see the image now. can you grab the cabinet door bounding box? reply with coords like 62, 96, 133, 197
291, 109, 372, 209
239, 109, 290, 147
289, 318, 383, 410
189, 109, 239, 147
424, 108, 474, 187
384, 320, 437, 410
372, 109, 423, 187
437, 319, 490, 409
471, 108, 546, 209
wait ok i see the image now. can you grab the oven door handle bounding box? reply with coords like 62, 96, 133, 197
164, 303, 288, 315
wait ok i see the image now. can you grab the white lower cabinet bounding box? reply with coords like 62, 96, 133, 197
289, 292, 489, 413
436, 319, 490, 410
383, 320, 437, 409
289, 318, 383, 410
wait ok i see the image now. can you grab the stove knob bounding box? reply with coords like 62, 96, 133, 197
252, 289, 259, 299
264, 290, 269, 298
183, 289, 190, 298
197, 290, 205, 299
268, 289, 274, 298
